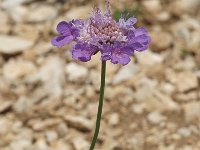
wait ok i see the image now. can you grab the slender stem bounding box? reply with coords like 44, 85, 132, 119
89, 61, 106, 150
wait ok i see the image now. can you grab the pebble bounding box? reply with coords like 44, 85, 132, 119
177, 127, 191, 137
2, 0, 33, 8
150, 31, 173, 51
0, 35, 34, 54
26, 5, 58, 22
65, 63, 88, 82
183, 102, 200, 121
136, 50, 164, 67
38, 56, 65, 99
45, 130, 58, 142
72, 137, 89, 150
142, 0, 161, 14
3, 59, 37, 80
64, 115, 93, 131
112, 62, 139, 85
147, 111, 166, 124
0, 101, 12, 113
108, 113, 120, 126
166, 70, 198, 92
65, 5, 92, 20
170, 0, 200, 16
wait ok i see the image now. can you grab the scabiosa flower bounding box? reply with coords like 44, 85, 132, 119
51, 0, 151, 65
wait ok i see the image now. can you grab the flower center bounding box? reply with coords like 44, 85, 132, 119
89, 19, 122, 44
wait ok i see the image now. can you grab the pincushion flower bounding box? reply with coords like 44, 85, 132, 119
51, 1, 151, 150
52, 1, 151, 65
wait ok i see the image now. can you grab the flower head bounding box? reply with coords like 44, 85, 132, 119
51, 0, 151, 65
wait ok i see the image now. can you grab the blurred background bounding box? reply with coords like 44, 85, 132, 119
0, 0, 200, 150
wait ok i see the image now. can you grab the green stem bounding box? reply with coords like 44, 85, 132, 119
89, 61, 106, 150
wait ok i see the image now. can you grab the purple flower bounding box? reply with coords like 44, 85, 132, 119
51, 0, 151, 65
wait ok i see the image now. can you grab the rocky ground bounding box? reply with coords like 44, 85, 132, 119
0, 0, 200, 150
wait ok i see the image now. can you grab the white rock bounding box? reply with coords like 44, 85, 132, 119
3, 59, 37, 80
183, 102, 200, 121
136, 50, 164, 67
35, 138, 50, 150
0, 10, 10, 34
0, 35, 34, 54
112, 62, 139, 85
66, 63, 88, 82
108, 113, 120, 126
38, 56, 65, 98
150, 31, 173, 51
30, 119, 62, 131
53, 141, 72, 150
9, 139, 32, 150
2, 0, 32, 8
64, 115, 93, 131
170, 0, 200, 16
142, 0, 161, 14
45, 130, 58, 142
178, 127, 191, 137
26, 5, 58, 22
65, 5, 91, 20
13, 96, 33, 113
131, 104, 145, 114
0, 118, 12, 135
147, 112, 166, 124
7, 5, 28, 23
166, 70, 198, 92
0, 101, 12, 113
72, 137, 89, 150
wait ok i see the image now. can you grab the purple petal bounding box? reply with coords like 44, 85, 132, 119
111, 52, 131, 65
126, 17, 137, 26
71, 42, 97, 62
72, 49, 92, 62
51, 35, 73, 47
56, 21, 71, 35
133, 27, 148, 37
99, 44, 112, 61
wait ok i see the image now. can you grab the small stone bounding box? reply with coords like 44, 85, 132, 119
34, 138, 50, 150
0, 118, 12, 135
156, 11, 170, 22
64, 115, 93, 131
66, 63, 88, 82
0, 101, 12, 113
183, 102, 200, 121
2, 0, 33, 8
7, 5, 28, 23
45, 130, 58, 142
112, 62, 139, 85
56, 123, 69, 138
53, 141, 72, 150
166, 70, 198, 92
65, 5, 91, 20
136, 50, 164, 67
177, 127, 191, 137
0, 35, 34, 54
150, 31, 173, 51
37, 56, 65, 99
170, 0, 200, 16
72, 137, 89, 150
147, 112, 166, 124
26, 5, 58, 22
108, 113, 120, 126
131, 104, 145, 114
142, 0, 161, 14
9, 139, 32, 150
30, 119, 62, 131
0, 10, 10, 34
3, 59, 37, 80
